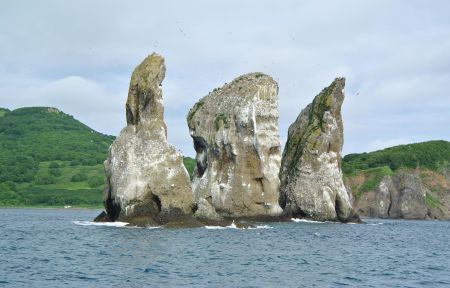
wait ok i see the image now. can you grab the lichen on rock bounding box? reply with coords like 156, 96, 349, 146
279, 78, 357, 222
98, 53, 194, 227
187, 72, 283, 219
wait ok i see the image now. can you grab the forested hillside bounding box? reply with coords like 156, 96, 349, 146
0, 107, 197, 207
0, 107, 114, 207
343, 140, 450, 174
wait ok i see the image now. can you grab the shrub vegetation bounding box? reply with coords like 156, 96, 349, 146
343, 141, 450, 174
0, 107, 114, 207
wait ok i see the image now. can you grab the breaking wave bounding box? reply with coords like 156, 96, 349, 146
205, 222, 273, 230
72, 221, 162, 229
72, 221, 130, 227
292, 218, 330, 224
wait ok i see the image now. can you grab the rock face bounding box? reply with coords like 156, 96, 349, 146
101, 53, 193, 226
389, 172, 428, 218
187, 73, 283, 219
348, 169, 450, 219
279, 78, 355, 222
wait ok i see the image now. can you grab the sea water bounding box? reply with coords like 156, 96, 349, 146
1, 208, 449, 287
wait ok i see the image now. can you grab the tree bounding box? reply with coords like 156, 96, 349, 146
71, 173, 88, 182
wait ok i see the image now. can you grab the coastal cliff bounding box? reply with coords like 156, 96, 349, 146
346, 168, 450, 220
343, 141, 450, 220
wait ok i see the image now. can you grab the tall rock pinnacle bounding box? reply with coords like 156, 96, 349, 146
279, 78, 356, 222
187, 73, 283, 219
101, 53, 193, 226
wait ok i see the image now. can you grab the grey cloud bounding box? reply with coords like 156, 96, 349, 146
1, 0, 450, 157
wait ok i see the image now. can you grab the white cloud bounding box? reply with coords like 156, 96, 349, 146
0, 75, 126, 136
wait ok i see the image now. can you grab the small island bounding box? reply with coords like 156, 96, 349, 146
92, 53, 450, 227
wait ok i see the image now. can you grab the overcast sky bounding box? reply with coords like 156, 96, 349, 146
1, 0, 449, 157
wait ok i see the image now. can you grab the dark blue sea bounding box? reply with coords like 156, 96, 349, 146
1, 208, 449, 287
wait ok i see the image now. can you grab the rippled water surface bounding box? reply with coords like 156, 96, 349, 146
1, 208, 449, 287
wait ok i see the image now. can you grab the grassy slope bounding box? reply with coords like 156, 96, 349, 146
0, 107, 114, 208
343, 140, 450, 174
0, 108, 8, 118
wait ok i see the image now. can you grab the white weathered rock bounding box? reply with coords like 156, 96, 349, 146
279, 78, 355, 222
102, 53, 193, 226
187, 73, 283, 219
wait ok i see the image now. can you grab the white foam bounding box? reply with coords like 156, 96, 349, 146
204, 225, 227, 230
72, 221, 129, 227
292, 218, 329, 224
205, 221, 237, 230
249, 225, 273, 230
204, 222, 273, 230
367, 222, 384, 226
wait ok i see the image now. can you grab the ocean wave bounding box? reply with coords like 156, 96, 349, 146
72, 221, 130, 227
292, 218, 360, 225
205, 222, 273, 230
72, 221, 162, 229
291, 218, 330, 224
204, 225, 227, 230
250, 225, 273, 229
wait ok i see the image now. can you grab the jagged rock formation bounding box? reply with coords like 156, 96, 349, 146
347, 169, 450, 219
187, 73, 283, 220
99, 53, 194, 227
357, 172, 427, 219
279, 78, 355, 222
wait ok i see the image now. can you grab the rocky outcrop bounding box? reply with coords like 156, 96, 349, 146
347, 169, 450, 220
279, 78, 356, 222
187, 73, 283, 220
99, 53, 194, 227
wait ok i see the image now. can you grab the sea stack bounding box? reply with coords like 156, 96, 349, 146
99, 53, 194, 226
279, 78, 356, 222
187, 73, 283, 220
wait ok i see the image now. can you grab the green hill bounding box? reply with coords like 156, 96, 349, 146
343, 140, 450, 175
342, 141, 450, 218
0, 106, 197, 208
0, 107, 115, 207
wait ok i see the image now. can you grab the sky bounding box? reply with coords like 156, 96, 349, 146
1, 0, 449, 157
